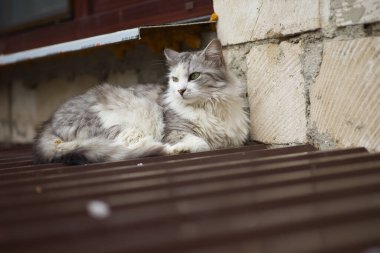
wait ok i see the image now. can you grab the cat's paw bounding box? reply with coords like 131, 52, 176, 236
164, 143, 191, 155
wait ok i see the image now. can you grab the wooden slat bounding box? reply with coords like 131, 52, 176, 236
0, 147, 364, 196
1, 158, 380, 224
0, 144, 379, 253
1, 160, 380, 224
0, 149, 374, 201
0, 143, 267, 173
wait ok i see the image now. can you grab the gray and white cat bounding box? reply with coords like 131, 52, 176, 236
33, 39, 250, 164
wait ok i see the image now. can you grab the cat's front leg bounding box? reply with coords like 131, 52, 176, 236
165, 134, 210, 154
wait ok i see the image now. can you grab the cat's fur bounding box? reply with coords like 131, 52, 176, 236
33, 39, 250, 164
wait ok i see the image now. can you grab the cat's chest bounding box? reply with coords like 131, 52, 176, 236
193, 111, 233, 134
186, 106, 247, 147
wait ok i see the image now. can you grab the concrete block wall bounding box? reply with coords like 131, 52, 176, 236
215, 0, 380, 151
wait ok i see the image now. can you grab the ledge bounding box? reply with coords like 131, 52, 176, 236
0, 20, 214, 66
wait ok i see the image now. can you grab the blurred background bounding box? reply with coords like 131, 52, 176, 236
0, 0, 216, 144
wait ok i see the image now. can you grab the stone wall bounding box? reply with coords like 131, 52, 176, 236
215, 0, 380, 151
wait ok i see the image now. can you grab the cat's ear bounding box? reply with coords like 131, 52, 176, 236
164, 48, 180, 66
203, 39, 224, 66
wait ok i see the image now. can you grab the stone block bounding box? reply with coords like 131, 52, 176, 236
310, 37, 380, 151
214, 0, 320, 45
222, 44, 251, 87
246, 42, 307, 144
333, 0, 380, 26
11, 81, 37, 143
321, 0, 332, 28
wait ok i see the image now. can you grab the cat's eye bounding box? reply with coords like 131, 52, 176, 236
189, 72, 201, 81
172, 76, 179, 82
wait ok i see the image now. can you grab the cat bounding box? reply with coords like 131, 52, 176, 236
33, 39, 250, 164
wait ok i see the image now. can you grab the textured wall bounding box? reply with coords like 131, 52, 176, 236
215, 0, 380, 151
310, 37, 380, 151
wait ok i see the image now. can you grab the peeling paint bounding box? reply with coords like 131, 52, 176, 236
342, 2, 365, 24
333, 0, 380, 26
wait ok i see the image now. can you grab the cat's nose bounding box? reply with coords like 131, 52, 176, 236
177, 89, 186, 96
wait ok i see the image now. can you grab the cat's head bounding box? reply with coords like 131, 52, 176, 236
164, 39, 231, 105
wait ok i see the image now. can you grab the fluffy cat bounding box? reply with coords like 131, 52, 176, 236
33, 39, 250, 164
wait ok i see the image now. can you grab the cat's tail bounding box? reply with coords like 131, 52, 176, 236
33, 135, 165, 165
